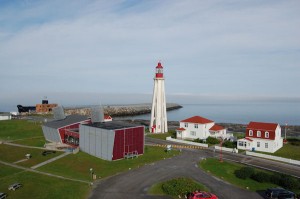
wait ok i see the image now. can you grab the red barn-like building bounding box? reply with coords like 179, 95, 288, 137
79, 121, 144, 161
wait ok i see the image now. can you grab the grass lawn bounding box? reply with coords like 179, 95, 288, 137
0, 164, 23, 178
147, 132, 174, 140
0, 120, 43, 141
199, 158, 278, 192
12, 137, 47, 147
0, 165, 90, 199
257, 143, 300, 161
38, 146, 180, 181
0, 144, 63, 167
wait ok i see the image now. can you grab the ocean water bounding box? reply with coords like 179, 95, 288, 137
117, 102, 300, 125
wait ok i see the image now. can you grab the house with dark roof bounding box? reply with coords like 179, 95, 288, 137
176, 116, 227, 140
42, 115, 91, 146
237, 121, 283, 153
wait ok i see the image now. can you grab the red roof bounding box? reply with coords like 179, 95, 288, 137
104, 115, 112, 120
181, 116, 214, 124
245, 137, 253, 142
176, 127, 185, 131
156, 62, 163, 68
209, 124, 225, 131
247, 121, 278, 131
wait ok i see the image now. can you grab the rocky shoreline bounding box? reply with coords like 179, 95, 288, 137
64, 103, 182, 117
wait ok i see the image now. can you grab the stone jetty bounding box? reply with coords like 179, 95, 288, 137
64, 103, 182, 117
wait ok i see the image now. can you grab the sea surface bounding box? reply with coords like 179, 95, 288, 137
116, 102, 300, 125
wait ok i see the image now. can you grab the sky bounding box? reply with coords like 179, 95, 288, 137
0, 0, 300, 111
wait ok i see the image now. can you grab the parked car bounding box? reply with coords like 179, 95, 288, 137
8, 183, 22, 191
0, 192, 7, 199
188, 191, 218, 199
42, 150, 56, 156
265, 187, 295, 199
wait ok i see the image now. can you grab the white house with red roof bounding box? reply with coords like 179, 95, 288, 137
237, 121, 283, 153
176, 116, 227, 140
104, 115, 112, 122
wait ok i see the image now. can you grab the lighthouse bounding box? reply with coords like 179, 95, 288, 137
150, 62, 168, 133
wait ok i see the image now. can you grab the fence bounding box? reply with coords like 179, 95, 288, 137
166, 137, 208, 148
246, 151, 300, 166
214, 146, 238, 153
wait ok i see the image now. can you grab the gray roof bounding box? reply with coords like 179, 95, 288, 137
43, 114, 89, 129
83, 120, 143, 130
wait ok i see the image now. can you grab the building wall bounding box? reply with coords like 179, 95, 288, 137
36, 104, 58, 113
112, 126, 144, 160
79, 125, 115, 161
42, 126, 61, 143
0, 115, 11, 120
178, 122, 214, 140
237, 137, 283, 153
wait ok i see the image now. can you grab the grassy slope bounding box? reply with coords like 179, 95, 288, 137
12, 137, 47, 147
0, 120, 43, 141
0, 164, 90, 199
147, 132, 174, 140
38, 146, 180, 181
0, 144, 63, 167
258, 143, 300, 160
199, 158, 277, 192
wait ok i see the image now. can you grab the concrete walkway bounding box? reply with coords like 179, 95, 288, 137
31, 152, 70, 169
0, 160, 90, 184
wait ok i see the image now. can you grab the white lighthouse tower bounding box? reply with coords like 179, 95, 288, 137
150, 62, 168, 133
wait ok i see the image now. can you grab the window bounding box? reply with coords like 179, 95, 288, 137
190, 131, 196, 136
265, 143, 268, 148
238, 141, 244, 146
249, 130, 253, 136
257, 142, 260, 147
184, 123, 188, 127
194, 124, 198, 129
265, 131, 269, 138
257, 131, 261, 137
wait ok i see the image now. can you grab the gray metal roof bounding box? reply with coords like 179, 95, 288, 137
83, 120, 143, 130
43, 114, 89, 129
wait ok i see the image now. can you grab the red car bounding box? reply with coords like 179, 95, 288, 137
188, 191, 218, 199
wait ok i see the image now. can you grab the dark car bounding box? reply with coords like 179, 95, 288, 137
8, 183, 22, 191
265, 188, 295, 199
42, 150, 56, 156
0, 192, 7, 199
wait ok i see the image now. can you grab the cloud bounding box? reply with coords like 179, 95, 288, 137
0, 0, 299, 110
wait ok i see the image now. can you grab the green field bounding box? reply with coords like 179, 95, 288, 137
12, 137, 47, 147
0, 144, 63, 167
199, 158, 278, 192
258, 143, 300, 161
38, 146, 180, 181
0, 164, 90, 199
0, 120, 43, 141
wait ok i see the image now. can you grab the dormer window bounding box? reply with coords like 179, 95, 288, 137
257, 131, 261, 137
249, 130, 253, 136
265, 131, 269, 138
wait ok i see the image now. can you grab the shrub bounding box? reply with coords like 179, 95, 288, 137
234, 167, 255, 179
193, 138, 204, 143
206, 137, 220, 145
161, 178, 204, 197
251, 172, 270, 183
279, 174, 300, 190
287, 138, 300, 146
223, 141, 237, 148
270, 174, 281, 185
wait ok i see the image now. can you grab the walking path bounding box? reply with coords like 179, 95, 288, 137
31, 152, 70, 169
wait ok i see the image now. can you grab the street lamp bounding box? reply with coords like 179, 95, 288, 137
90, 168, 93, 180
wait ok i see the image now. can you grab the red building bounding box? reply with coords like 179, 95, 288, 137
79, 121, 144, 161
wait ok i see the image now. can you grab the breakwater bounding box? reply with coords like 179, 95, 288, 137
64, 103, 182, 117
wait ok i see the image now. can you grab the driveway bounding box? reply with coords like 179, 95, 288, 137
89, 149, 263, 199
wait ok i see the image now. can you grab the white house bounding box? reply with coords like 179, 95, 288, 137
0, 112, 11, 121
176, 116, 227, 140
104, 115, 113, 122
237, 121, 283, 153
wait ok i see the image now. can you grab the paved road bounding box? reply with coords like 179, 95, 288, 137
89, 149, 263, 199
146, 137, 300, 178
